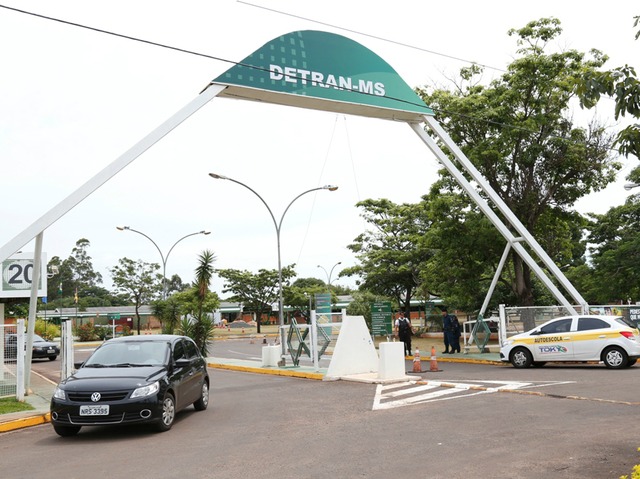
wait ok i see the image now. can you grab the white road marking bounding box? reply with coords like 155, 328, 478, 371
372, 379, 575, 410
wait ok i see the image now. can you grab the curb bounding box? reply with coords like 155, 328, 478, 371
207, 361, 324, 380
0, 412, 51, 433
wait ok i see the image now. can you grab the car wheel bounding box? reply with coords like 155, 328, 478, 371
193, 380, 209, 411
156, 392, 176, 432
49, 356, 57, 361
510, 348, 533, 368
532, 361, 546, 368
602, 346, 628, 369
627, 358, 638, 367
53, 425, 81, 437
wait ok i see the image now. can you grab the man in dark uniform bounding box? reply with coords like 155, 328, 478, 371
441, 308, 453, 354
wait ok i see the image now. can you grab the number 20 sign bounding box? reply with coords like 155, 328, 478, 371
1, 252, 48, 299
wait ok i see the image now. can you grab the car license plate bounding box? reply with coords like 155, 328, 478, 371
79, 405, 109, 416
47, 349, 55, 353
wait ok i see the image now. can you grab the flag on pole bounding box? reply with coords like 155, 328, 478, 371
74, 287, 78, 304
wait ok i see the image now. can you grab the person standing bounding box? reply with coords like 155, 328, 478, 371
395, 312, 414, 357
450, 313, 461, 354
441, 308, 453, 354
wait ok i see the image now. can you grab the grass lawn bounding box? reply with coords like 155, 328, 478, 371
0, 397, 35, 415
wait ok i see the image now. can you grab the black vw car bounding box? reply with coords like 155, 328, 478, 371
4, 333, 59, 361
50, 335, 209, 437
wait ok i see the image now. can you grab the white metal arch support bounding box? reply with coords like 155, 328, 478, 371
0, 84, 226, 264
409, 121, 580, 315
421, 115, 588, 314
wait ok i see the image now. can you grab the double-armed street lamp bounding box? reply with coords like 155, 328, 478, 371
208, 173, 338, 362
116, 226, 211, 299
317, 261, 342, 291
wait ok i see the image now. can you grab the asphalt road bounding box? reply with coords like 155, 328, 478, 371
11, 339, 640, 478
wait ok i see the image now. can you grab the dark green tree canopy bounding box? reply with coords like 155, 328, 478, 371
217, 265, 296, 333
575, 195, 640, 303
416, 17, 617, 309
110, 257, 162, 334
342, 198, 433, 315
576, 15, 640, 177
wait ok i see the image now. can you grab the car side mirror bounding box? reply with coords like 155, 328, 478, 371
530, 330, 541, 336
74, 361, 85, 369
174, 358, 190, 368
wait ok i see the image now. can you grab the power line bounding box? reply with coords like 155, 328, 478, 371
0, 3, 623, 155
237, 0, 506, 73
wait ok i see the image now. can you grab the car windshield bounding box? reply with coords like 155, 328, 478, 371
33, 334, 45, 342
84, 341, 169, 367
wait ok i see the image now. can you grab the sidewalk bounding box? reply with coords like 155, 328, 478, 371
206, 348, 502, 381
0, 370, 56, 433
0, 347, 502, 433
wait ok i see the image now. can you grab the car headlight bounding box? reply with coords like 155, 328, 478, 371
131, 381, 160, 399
502, 340, 514, 347
53, 387, 66, 400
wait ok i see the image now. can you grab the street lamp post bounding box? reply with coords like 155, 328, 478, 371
317, 261, 342, 290
116, 226, 211, 299
624, 183, 640, 191
208, 173, 338, 364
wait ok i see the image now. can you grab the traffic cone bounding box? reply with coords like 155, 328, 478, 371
430, 345, 440, 372
412, 348, 421, 373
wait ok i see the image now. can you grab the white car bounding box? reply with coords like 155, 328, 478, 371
500, 315, 640, 369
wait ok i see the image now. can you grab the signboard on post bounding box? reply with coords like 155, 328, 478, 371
315, 293, 332, 319
371, 301, 392, 336
0, 252, 47, 298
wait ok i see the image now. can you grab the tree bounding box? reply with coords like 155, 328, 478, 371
165, 273, 188, 296
416, 18, 617, 311
576, 15, 640, 165
284, 277, 333, 318
345, 290, 393, 331
217, 266, 296, 334
110, 258, 162, 334
67, 238, 103, 288
419, 190, 511, 312
342, 199, 433, 317
151, 296, 183, 334
46, 238, 123, 310
190, 250, 217, 355
572, 196, 640, 303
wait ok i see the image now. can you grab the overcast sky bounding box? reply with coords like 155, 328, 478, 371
1, 1, 638, 297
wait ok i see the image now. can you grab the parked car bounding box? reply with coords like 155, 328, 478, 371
500, 315, 640, 369
3, 333, 59, 361
50, 335, 209, 437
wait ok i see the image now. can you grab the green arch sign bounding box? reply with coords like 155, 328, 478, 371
211, 30, 433, 122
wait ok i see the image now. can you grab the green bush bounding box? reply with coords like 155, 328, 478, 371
75, 323, 98, 342
34, 320, 60, 341
94, 326, 111, 341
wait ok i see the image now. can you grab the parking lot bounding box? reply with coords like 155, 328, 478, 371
2, 338, 636, 478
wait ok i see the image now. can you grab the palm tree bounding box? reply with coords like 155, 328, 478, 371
193, 250, 216, 356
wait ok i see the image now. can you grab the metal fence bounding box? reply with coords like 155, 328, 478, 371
1, 322, 23, 399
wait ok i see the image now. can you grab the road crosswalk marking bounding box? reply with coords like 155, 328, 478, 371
372, 379, 575, 410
